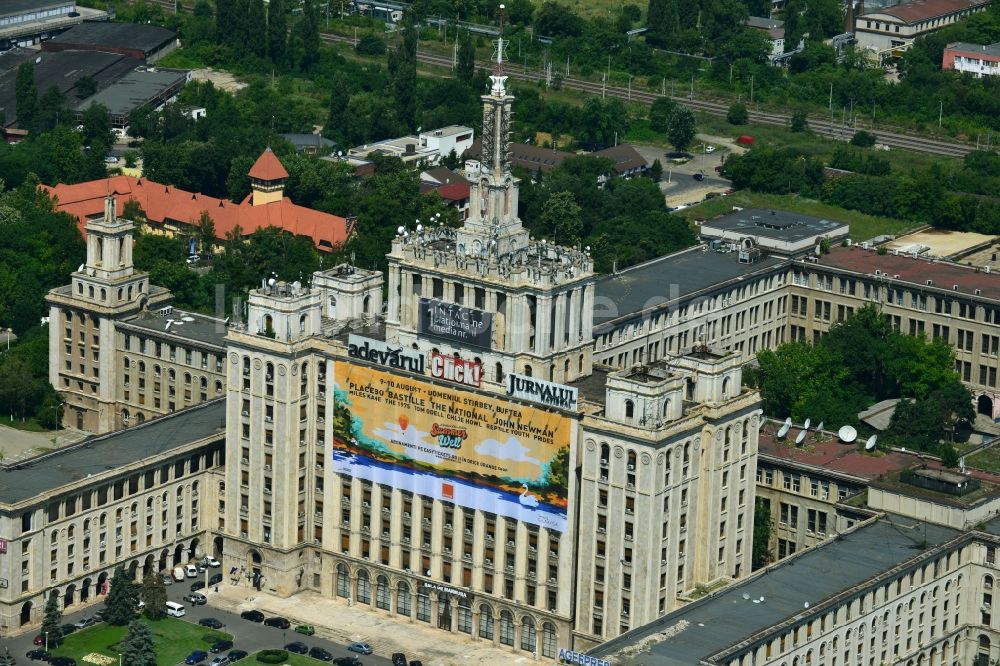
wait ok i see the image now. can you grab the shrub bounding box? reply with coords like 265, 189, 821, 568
727, 102, 748, 126
850, 130, 876, 147
790, 110, 809, 133
256, 650, 290, 664
355, 34, 386, 56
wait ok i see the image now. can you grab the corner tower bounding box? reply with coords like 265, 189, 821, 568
249, 148, 289, 207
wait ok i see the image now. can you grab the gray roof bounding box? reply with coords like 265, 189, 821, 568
746, 15, 784, 28
1, 0, 72, 19
946, 41, 1000, 57
593, 247, 788, 328
0, 50, 141, 127
280, 133, 336, 149
76, 67, 188, 118
700, 208, 848, 245
858, 398, 901, 431
591, 514, 960, 666
0, 400, 225, 505
122, 309, 230, 349
47, 22, 176, 56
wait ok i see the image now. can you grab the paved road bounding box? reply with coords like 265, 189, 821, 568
3, 576, 392, 666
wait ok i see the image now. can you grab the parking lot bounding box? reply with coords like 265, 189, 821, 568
632, 142, 733, 210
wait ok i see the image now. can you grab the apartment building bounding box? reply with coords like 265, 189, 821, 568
0, 400, 225, 631
943, 41, 1000, 77
855, 0, 990, 53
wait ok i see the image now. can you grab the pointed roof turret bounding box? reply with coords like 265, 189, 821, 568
248, 148, 289, 181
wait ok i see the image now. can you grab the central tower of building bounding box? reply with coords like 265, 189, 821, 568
385, 25, 595, 386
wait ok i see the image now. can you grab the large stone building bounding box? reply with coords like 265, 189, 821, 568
25, 39, 761, 657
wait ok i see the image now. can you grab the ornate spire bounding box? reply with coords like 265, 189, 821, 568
489, 4, 508, 96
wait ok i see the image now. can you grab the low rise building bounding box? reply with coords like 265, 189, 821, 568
855, 0, 990, 54
75, 67, 191, 130
943, 41, 1000, 76
41, 22, 178, 62
348, 125, 474, 166
0, 0, 107, 51
699, 208, 848, 255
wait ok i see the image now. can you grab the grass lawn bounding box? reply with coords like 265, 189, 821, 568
0, 415, 50, 432
966, 442, 1000, 474
677, 190, 918, 243
48, 617, 231, 666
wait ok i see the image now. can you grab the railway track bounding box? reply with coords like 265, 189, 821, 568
139, 1, 976, 158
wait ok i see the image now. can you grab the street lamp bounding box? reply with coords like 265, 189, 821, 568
45, 631, 48, 652
118, 654, 122, 666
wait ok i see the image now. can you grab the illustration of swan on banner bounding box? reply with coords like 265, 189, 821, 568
519, 484, 540, 508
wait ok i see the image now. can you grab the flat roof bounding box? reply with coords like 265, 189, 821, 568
0, 400, 225, 506
947, 41, 1000, 57
701, 208, 848, 245
591, 514, 960, 666
76, 67, 188, 117
593, 247, 788, 328
46, 22, 176, 55
884, 228, 995, 259
122, 309, 230, 348
1, 0, 72, 19
813, 245, 1000, 301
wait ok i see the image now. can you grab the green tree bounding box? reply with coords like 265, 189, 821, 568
293, 0, 321, 71
355, 34, 386, 55
851, 130, 876, 147
325, 71, 349, 143
804, 0, 845, 39
457, 32, 476, 84
119, 620, 156, 666
782, 0, 806, 51
75, 75, 97, 100
646, 0, 680, 46
665, 106, 696, 150
197, 211, 216, 254
35, 87, 68, 133
790, 109, 809, 132
393, 16, 418, 130
649, 97, 676, 134
104, 566, 139, 626
248, 0, 267, 58
752, 497, 772, 569
15, 61, 37, 129
649, 158, 664, 182
40, 594, 63, 646
267, 0, 288, 65
538, 191, 582, 245
140, 572, 167, 620
727, 102, 749, 125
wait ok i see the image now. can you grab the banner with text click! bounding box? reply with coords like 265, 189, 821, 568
332, 363, 571, 531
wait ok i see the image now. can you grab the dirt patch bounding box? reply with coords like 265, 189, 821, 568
191, 68, 246, 93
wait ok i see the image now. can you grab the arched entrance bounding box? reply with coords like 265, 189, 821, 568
173, 544, 185, 566
188, 538, 200, 560
97, 571, 109, 596
143, 555, 155, 577
20, 601, 32, 626
213, 536, 224, 558
75, 410, 84, 429
128, 560, 138, 581
248, 550, 263, 589
81, 578, 92, 603
63, 584, 75, 607
978, 394, 994, 418
159, 549, 169, 572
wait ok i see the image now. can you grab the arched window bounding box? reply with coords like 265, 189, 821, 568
299, 314, 307, 334
376, 575, 390, 610
336, 564, 350, 598
138, 361, 146, 373
981, 634, 991, 649
523, 364, 532, 377
396, 582, 411, 616
541, 622, 557, 658
663, 399, 671, 419
600, 444, 610, 465
627, 450, 637, 472
200, 376, 207, 389
88, 285, 94, 298
495, 362, 504, 383
356, 570, 371, 604
521, 617, 537, 652
242, 357, 250, 375
722, 376, 732, 398
169, 368, 176, 381
329, 296, 337, 319
725, 427, 732, 446
499, 610, 514, 646
625, 400, 634, 419
265, 363, 274, 381
100, 288, 107, 301
215, 380, 223, 395
363, 295, 371, 315
457, 597, 472, 633
122, 409, 130, 425
479, 605, 494, 639
184, 372, 191, 385
68, 525, 75, 539
99, 513, 107, 527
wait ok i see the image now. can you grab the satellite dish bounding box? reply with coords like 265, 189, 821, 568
794, 429, 806, 445
742, 593, 750, 600
804, 602, 810, 609
865, 435, 877, 451
777, 422, 790, 438
752, 598, 761, 604
396, 226, 404, 235
267, 278, 276, 287
78, 263, 85, 272
838, 425, 858, 443
784, 416, 792, 428
816, 421, 824, 433
753, 408, 764, 417
292, 280, 302, 292
181, 316, 195, 322
803, 418, 811, 431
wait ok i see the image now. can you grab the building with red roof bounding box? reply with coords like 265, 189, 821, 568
855, 0, 989, 53
43, 148, 355, 253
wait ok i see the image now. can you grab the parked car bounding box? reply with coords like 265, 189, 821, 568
308, 647, 333, 661
199, 618, 224, 629
191, 580, 206, 592
161, 573, 173, 585
409, 661, 423, 666
693, 172, 705, 181
332, 658, 362, 666
210, 640, 233, 654
50, 658, 76, 666
60, 623, 78, 635
209, 658, 231, 666
263, 616, 290, 629
74, 617, 96, 629
93, 610, 106, 622
201, 556, 221, 568
294, 624, 315, 636
185, 650, 208, 664
284, 642, 309, 654
348, 643, 373, 655
25, 649, 50, 661
172, 567, 186, 581
185, 564, 199, 578
226, 650, 248, 662
392, 653, 408, 666
209, 573, 223, 585
705, 145, 716, 153
239, 610, 264, 622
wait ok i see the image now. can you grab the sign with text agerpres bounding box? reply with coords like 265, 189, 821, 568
559, 648, 610, 666
347, 335, 425, 374
418, 297, 492, 349
507, 373, 579, 411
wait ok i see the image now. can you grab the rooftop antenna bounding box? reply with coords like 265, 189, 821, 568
838, 425, 858, 443
794, 429, 806, 446
865, 434, 877, 451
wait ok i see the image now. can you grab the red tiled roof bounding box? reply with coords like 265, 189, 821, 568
862, 0, 988, 24
42, 174, 354, 252
814, 245, 1000, 300
758, 423, 919, 480
248, 148, 289, 181
433, 182, 470, 202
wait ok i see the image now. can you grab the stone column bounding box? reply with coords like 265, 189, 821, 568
535, 296, 552, 355
386, 267, 401, 325
553, 292, 566, 355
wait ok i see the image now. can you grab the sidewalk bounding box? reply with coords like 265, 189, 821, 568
207, 584, 545, 666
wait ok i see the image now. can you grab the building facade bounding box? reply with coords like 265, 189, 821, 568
855, 0, 989, 53
943, 41, 1000, 76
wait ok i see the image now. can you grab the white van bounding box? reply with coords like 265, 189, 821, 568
185, 564, 198, 578
172, 567, 185, 582
165, 601, 186, 617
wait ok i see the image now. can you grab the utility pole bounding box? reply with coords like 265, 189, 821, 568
452, 40, 457, 69
750, 75, 754, 103
602, 73, 606, 99
939, 100, 943, 128
689, 74, 694, 99
628, 75, 632, 101
661, 77, 665, 96
828, 82, 832, 110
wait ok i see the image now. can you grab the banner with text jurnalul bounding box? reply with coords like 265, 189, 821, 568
332, 363, 571, 531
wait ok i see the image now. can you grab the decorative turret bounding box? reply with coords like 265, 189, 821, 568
248, 148, 289, 206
